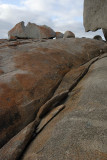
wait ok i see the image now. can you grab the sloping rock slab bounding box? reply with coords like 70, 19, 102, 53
0, 38, 107, 148
21, 56, 107, 160
0, 92, 66, 160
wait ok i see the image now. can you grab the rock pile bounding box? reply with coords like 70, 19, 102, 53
8, 21, 56, 40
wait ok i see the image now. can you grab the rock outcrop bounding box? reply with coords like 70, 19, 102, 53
0, 37, 107, 160
21, 54, 107, 160
84, 0, 107, 40
63, 31, 75, 38
8, 22, 27, 39
0, 38, 107, 148
8, 21, 56, 40
55, 32, 63, 39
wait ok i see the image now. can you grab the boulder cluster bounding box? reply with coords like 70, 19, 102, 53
8, 21, 75, 40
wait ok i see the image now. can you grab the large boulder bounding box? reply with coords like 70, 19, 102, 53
84, 0, 107, 40
8, 21, 27, 39
8, 21, 56, 40
0, 38, 107, 150
63, 31, 75, 38
55, 32, 63, 39
25, 22, 56, 39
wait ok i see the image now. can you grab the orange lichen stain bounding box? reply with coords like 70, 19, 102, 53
0, 83, 18, 108
39, 25, 54, 37
8, 22, 24, 35
94, 151, 107, 160
15, 73, 37, 90
0, 69, 4, 75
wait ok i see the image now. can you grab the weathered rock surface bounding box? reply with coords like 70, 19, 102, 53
55, 32, 63, 39
8, 22, 27, 39
0, 104, 65, 160
0, 120, 37, 160
0, 38, 107, 159
93, 35, 102, 41
8, 21, 56, 40
84, 0, 107, 31
21, 56, 107, 160
63, 31, 75, 38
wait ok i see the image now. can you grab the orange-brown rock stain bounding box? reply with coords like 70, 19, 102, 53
39, 26, 55, 38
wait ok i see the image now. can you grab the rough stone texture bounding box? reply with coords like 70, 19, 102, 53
9, 36, 17, 41
63, 31, 75, 38
8, 21, 27, 39
0, 105, 65, 160
54, 56, 100, 96
84, 0, 107, 32
0, 120, 37, 160
55, 32, 63, 39
25, 22, 56, 39
0, 38, 107, 151
21, 56, 107, 160
37, 91, 68, 119
8, 21, 56, 40
36, 105, 65, 134
93, 35, 102, 41
0, 90, 66, 160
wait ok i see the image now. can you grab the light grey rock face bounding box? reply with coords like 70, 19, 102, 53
93, 35, 102, 41
8, 22, 56, 40
84, 0, 107, 32
63, 31, 75, 38
25, 22, 56, 39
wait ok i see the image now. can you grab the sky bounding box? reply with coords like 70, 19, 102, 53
0, 0, 104, 39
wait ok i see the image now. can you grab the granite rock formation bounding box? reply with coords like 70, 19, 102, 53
8, 21, 56, 40
0, 37, 107, 160
22, 54, 107, 160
